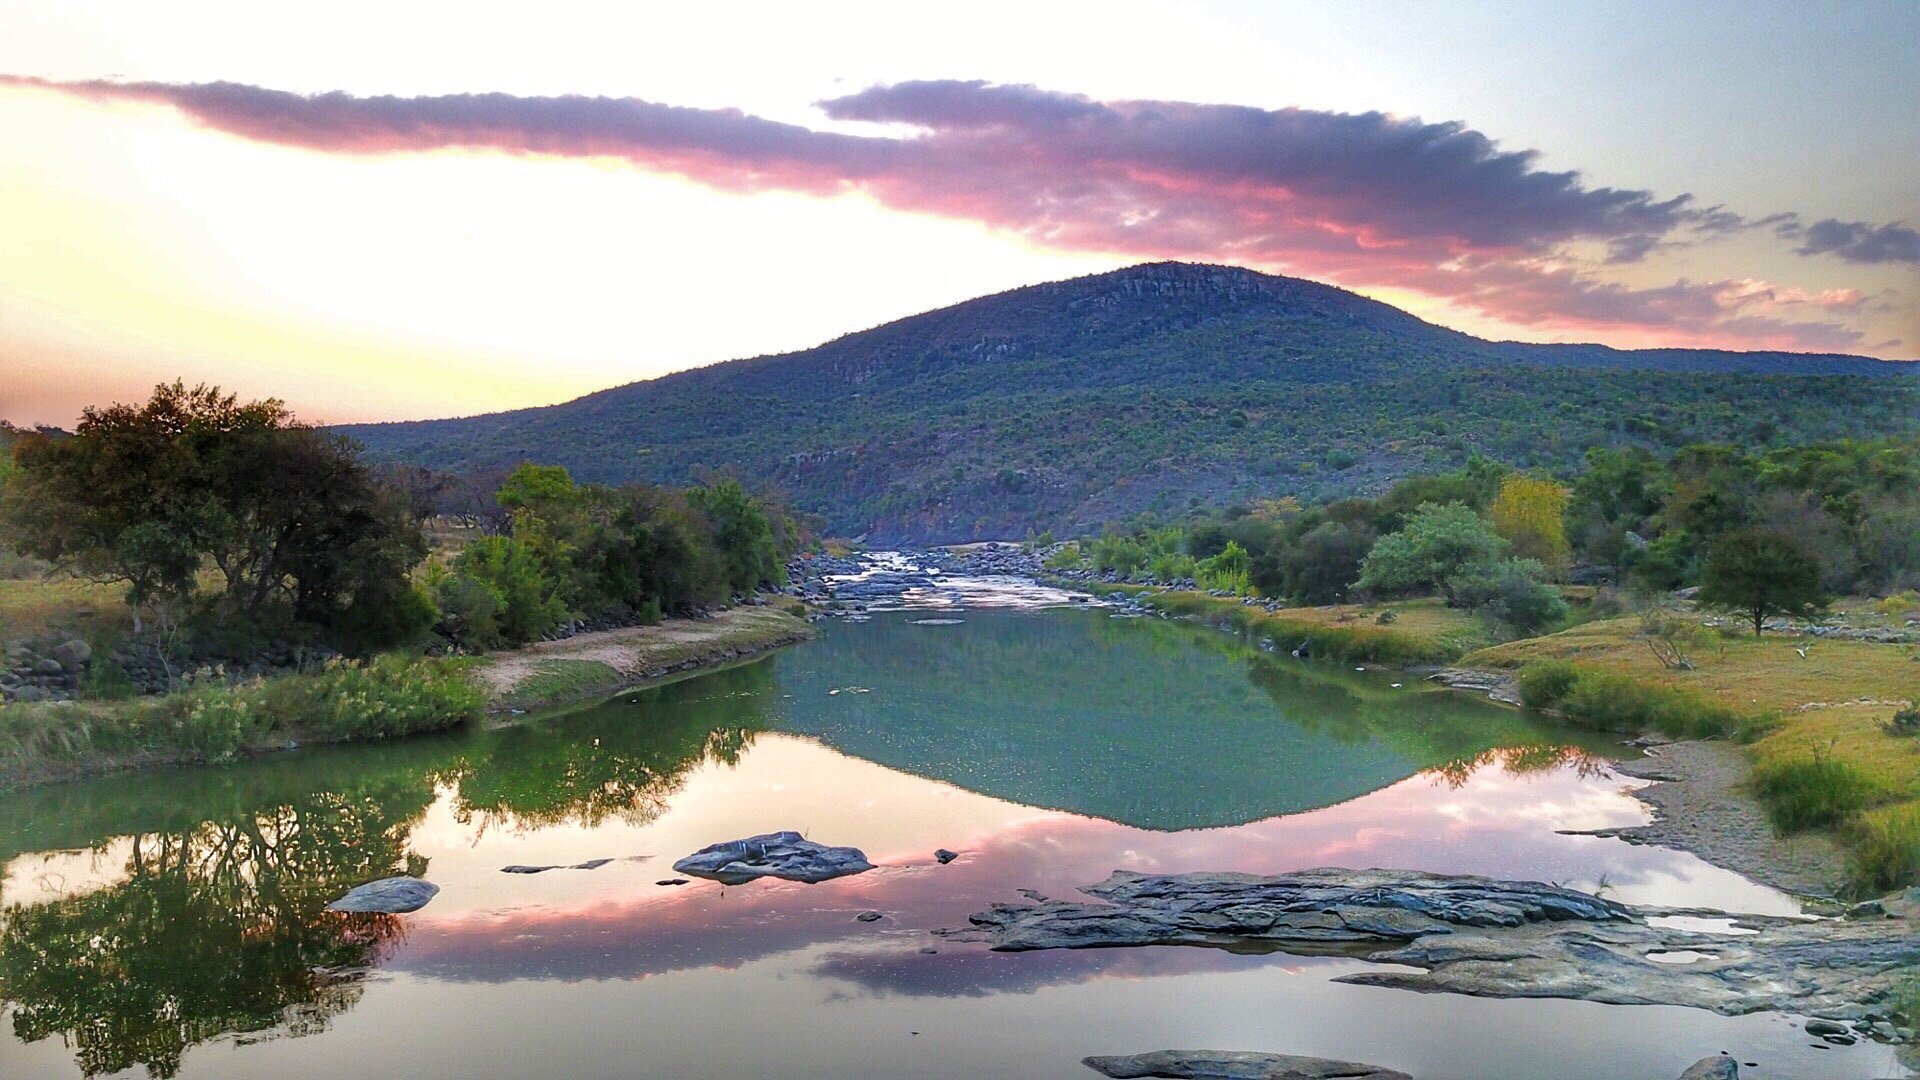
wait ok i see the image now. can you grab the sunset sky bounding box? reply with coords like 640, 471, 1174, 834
2, 0, 1915, 427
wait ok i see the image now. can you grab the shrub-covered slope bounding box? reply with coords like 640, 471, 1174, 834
341, 262, 1919, 541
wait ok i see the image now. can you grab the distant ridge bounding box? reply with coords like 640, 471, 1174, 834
343, 262, 1918, 541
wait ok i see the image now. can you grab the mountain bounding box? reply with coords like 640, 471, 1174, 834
341, 262, 1918, 542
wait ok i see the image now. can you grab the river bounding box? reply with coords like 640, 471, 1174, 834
0, 572, 1907, 1078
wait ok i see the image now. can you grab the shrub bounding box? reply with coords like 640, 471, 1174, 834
1448, 557, 1566, 631
1885, 701, 1920, 737
1148, 551, 1198, 582
255, 654, 484, 741
1356, 502, 1506, 600
1196, 541, 1253, 594
1517, 659, 1580, 710
1847, 805, 1920, 894
165, 686, 268, 765
1551, 668, 1745, 737
1750, 750, 1883, 832
452, 535, 567, 646
1042, 543, 1085, 571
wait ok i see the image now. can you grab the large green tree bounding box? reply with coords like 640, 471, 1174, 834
1698, 527, 1825, 636
0, 382, 428, 648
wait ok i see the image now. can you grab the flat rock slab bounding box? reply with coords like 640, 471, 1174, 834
672, 831, 873, 885
950, 868, 1919, 1028
1084, 1050, 1410, 1079
500, 859, 615, 874
327, 876, 439, 914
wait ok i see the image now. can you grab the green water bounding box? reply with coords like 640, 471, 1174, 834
0, 607, 1903, 1079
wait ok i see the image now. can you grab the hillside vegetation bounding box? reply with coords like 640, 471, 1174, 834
341, 262, 1919, 541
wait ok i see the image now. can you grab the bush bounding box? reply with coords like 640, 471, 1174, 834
1847, 806, 1920, 894
1448, 557, 1566, 631
1517, 659, 1580, 710
1750, 751, 1884, 832
1196, 541, 1253, 594
452, 535, 567, 647
1886, 701, 1920, 737
1549, 667, 1746, 737
253, 654, 484, 741
165, 685, 269, 765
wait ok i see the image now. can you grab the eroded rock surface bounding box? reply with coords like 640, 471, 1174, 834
326, 876, 439, 914
949, 869, 1918, 1029
1083, 1049, 1411, 1079
672, 831, 874, 885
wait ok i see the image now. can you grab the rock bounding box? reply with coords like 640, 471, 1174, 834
501, 858, 614, 874
8, 685, 49, 703
1806, 1019, 1850, 1038
945, 868, 1920, 1022
855, 910, 884, 922
1082, 1050, 1411, 1079
934, 848, 959, 864
656, 878, 689, 886
671, 831, 874, 885
32, 658, 62, 675
326, 876, 439, 914
1677, 1055, 1738, 1079
50, 640, 91, 670
1878, 886, 1920, 919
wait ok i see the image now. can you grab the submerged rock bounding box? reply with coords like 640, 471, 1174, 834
949, 868, 1919, 1025
672, 831, 874, 885
855, 910, 884, 922
1676, 1056, 1738, 1079
935, 848, 959, 864
327, 876, 439, 914
1082, 1050, 1411, 1079
499, 859, 615, 874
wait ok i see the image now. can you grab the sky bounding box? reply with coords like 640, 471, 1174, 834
1, 0, 1915, 427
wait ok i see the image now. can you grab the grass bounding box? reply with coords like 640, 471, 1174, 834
498, 658, 623, 711
0, 576, 137, 644
0, 653, 484, 788
1111, 589, 1494, 665
1476, 608, 1920, 895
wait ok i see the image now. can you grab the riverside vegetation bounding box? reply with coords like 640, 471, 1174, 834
1042, 436, 1920, 896
0, 385, 804, 787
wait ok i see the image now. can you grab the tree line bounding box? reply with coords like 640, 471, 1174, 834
0, 383, 799, 660
1063, 435, 1920, 635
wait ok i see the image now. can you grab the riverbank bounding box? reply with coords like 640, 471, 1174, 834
476, 605, 815, 711
1460, 616, 1919, 897
1047, 577, 1915, 899
0, 605, 813, 791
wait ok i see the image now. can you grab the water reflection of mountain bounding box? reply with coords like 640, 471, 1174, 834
762, 609, 1588, 830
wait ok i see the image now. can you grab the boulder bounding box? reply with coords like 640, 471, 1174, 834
32, 658, 63, 675
51, 639, 91, 670
8, 685, 49, 703
327, 876, 440, 914
1082, 1050, 1411, 1079
1677, 1056, 1738, 1080
672, 831, 873, 885
935, 848, 960, 864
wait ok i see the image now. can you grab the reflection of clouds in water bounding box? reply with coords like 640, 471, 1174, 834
391, 760, 1794, 989
810, 942, 1348, 1000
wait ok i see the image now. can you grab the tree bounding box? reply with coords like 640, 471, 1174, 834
688, 479, 786, 594
1698, 527, 1825, 636
1279, 520, 1376, 604
0, 382, 427, 647
1489, 475, 1571, 572
1354, 502, 1507, 603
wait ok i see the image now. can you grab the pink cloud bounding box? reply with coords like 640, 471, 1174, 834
3, 74, 1903, 354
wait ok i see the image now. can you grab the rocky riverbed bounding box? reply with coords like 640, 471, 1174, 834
946, 868, 1919, 1043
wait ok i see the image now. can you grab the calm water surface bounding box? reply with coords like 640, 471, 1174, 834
0, 595, 1909, 1078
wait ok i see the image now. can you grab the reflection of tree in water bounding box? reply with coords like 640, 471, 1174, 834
0, 781, 432, 1078
0, 665, 779, 1076
1422, 743, 1612, 789
448, 662, 774, 829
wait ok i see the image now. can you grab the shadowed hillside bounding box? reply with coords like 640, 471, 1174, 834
342, 263, 1918, 542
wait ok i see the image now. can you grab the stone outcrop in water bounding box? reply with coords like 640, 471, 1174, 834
671, 831, 874, 885
326, 876, 440, 914
948, 869, 1920, 1033
1082, 1050, 1411, 1079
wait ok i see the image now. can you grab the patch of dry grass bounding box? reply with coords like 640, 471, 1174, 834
0, 576, 136, 644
